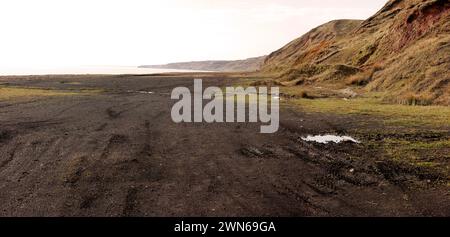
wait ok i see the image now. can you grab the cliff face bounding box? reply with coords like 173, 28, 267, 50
262, 0, 450, 105
139, 56, 266, 72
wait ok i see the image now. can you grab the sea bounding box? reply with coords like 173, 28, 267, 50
0, 65, 201, 76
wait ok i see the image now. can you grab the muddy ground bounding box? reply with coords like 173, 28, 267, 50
0, 74, 448, 217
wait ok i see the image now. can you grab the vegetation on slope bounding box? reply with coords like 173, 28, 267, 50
261, 0, 450, 105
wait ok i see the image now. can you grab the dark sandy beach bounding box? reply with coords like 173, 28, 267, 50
0, 74, 448, 216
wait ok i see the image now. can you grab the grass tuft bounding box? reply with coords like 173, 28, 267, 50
0, 86, 100, 100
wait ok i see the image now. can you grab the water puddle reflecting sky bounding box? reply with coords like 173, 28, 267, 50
302, 135, 360, 144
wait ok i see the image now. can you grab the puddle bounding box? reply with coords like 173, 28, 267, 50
302, 135, 360, 144
127, 90, 154, 94
137, 91, 154, 94
272, 96, 281, 100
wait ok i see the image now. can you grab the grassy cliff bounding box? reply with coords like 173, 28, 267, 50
261, 0, 450, 105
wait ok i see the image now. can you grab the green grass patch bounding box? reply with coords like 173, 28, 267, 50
0, 86, 101, 100
291, 95, 450, 127
364, 137, 450, 179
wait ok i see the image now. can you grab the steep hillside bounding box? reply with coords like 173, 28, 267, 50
139, 56, 266, 72
262, 0, 450, 105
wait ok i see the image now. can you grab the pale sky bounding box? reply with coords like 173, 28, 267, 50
0, 0, 387, 68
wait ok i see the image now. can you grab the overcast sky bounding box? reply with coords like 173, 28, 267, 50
0, 0, 387, 68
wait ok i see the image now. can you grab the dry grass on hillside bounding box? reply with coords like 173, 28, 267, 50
260, 0, 450, 105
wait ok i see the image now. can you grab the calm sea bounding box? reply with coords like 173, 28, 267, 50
0, 66, 201, 76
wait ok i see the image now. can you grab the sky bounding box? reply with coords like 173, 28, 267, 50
0, 0, 388, 68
